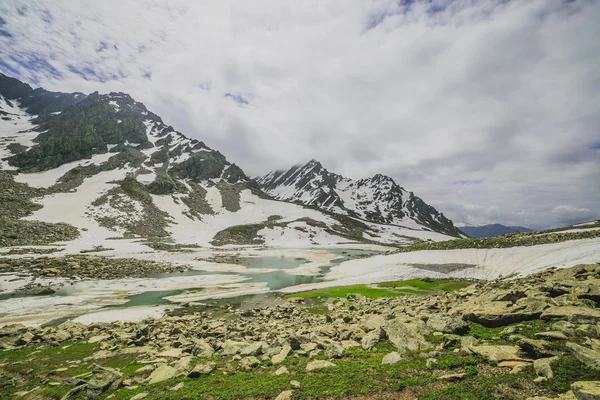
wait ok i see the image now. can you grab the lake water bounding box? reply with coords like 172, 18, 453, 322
114, 248, 383, 308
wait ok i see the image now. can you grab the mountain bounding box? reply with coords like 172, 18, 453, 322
0, 73, 459, 250
459, 224, 533, 238
256, 160, 463, 237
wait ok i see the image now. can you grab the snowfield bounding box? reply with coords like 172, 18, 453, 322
280, 237, 600, 293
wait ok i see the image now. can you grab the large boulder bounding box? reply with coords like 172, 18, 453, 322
541, 306, 600, 324
86, 365, 123, 398
147, 365, 178, 384
382, 318, 431, 353
469, 345, 526, 362
566, 342, 600, 369
457, 295, 548, 327
426, 314, 468, 334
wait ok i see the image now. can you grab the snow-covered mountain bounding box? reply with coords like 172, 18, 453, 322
0, 73, 459, 250
256, 160, 462, 237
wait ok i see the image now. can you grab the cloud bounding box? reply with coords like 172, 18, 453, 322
453, 179, 485, 185
0, 0, 599, 229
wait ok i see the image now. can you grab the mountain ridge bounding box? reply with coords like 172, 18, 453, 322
0, 73, 459, 249
256, 160, 462, 237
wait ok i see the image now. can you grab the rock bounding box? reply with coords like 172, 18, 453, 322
147, 365, 178, 384
535, 331, 569, 340
382, 352, 402, 365
382, 319, 431, 353
571, 381, 600, 400
133, 365, 155, 377
566, 342, 600, 369
290, 380, 301, 388
241, 342, 264, 356
16, 331, 35, 345
439, 373, 468, 381
86, 365, 123, 398
320, 325, 337, 338
469, 345, 525, 362
306, 360, 336, 372
533, 357, 558, 379
426, 314, 468, 334
275, 367, 289, 376
458, 295, 547, 327
239, 356, 260, 370
275, 390, 294, 400
188, 361, 216, 378
340, 340, 360, 349
460, 336, 480, 353
192, 339, 215, 358
326, 342, 345, 359
426, 358, 438, 367
541, 306, 600, 324
272, 345, 292, 365
221, 340, 247, 356
361, 328, 384, 350
88, 335, 109, 344
169, 382, 184, 391
155, 348, 182, 358
300, 343, 318, 352
130, 394, 148, 400
173, 356, 192, 374
288, 337, 301, 350
518, 338, 553, 357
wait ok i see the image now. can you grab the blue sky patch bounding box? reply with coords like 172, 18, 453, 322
225, 93, 249, 105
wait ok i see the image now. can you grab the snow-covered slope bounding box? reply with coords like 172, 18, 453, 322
257, 160, 462, 237
0, 73, 459, 250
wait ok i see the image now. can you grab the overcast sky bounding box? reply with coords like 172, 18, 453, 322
1, 0, 599, 229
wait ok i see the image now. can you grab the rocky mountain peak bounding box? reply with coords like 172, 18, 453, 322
257, 161, 462, 237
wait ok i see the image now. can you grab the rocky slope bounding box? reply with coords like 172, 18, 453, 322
1, 263, 599, 399
257, 159, 463, 237
0, 73, 460, 250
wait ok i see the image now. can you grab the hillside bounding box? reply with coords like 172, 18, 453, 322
257, 160, 463, 237
0, 73, 460, 251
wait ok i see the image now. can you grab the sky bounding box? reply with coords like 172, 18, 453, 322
1, 0, 599, 229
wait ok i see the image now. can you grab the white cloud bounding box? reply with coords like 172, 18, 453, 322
1, 0, 599, 229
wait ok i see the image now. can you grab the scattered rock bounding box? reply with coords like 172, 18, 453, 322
272, 345, 292, 365
306, 360, 335, 372
382, 352, 403, 365
426, 314, 468, 334
188, 362, 216, 378
275, 390, 294, 400
566, 342, 600, 369
239, 356, 260, 370
147, 365, 178, 384
533, 357, 558, 379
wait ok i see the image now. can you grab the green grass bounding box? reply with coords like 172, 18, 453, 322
287, 279, 472, 300
418, 369, 537, 400
285, 285, 407, 299
544, 356, 600, 393
0, 341, 141, 399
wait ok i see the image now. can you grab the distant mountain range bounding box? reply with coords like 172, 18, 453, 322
459, 224, 533, 238
256, 160, 463, 237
